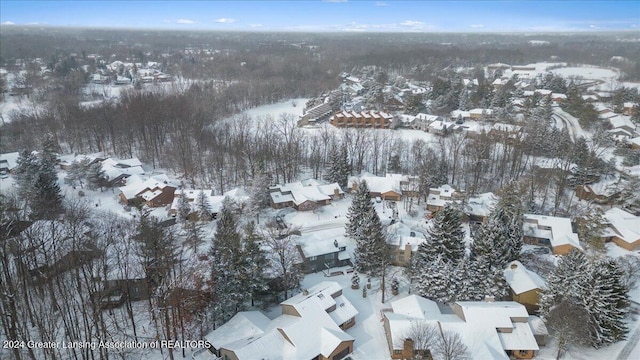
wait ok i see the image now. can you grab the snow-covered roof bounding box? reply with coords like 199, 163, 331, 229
385, 296, 538, 356
451, 109, 471, 119
0, 152, 19, 170
295, 234, 349, 258
628, 137, 640, 147
603, 208, 640, 245
350, 175, 402, 195
205, 311, 271, 350
270, 180, 343, 206
609, 115, 635, 130
390, 295, 448, 320
523, 214, 582, 251
206, 281, 356, 359
427, 184, 457, 208
465, 192, 498, 217
503, 261, 547, 295
119, 175, 175, 200
469, 108, 493, 116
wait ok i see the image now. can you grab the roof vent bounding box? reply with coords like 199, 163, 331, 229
334, 239, 339, 247
302, 289, 309, 296
510, 263, 518, 269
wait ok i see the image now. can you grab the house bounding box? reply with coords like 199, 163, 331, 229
202, 281, 357, 360
299, 102, 333, 126
386, 222, 426, 266
0, 151, 20, 174
170, 189, 224, 220
503, 261, 547, 314
295, 234, 351, 273
411, 113, 442, 131
469, 108, 494, 121
118, 175, 177, 207
330, 110, 393, 129
575, 181, 619, 205
628, 137, 640, 150
623, 102, 637, 116
100, 157, 146, 187
426, 184, 460, 212
349, 175, 402, 201
601, 208, 640, 250
464, 192, 498, 223
427, 120, 455, 135
13, 220, 101, 281
170, 188, 249, 220
522, 214, 582, 255
450, 110, 471, 122
607, 115, 637, 141
94, 237, 149, 309
382, 295, 540, 360
269, 179, 344, 211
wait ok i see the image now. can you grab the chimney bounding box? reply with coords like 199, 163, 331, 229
484, 295, 495, 303
302, 289, 309, 296
510, 263, 518, 269
334, 188, 339, 195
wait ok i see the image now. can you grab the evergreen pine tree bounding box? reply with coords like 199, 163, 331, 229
415, 256, 458, 303
30, 156, 63, 220
470, 216, 510, 269
65, 158, 90, 187
354, 204, 387, 275
210, 201, 250, 325
248, 163, 271, 218
425, 206, 465, 263
346, 180, 372, 241
242, 222, 269, 307
494, 181, 524, 262
587, 259, 629, 347
177, 192, 192, 222
326, 143, 349, 189
539, 251, 629, 348
14, 150, 39, 202
133, 210, 179, 288
196, 191, 212, 221
86, 161, 107, 190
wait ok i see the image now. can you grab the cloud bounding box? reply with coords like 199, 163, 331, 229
470, 24, 485, 28
249, 23, 263, 28
322, 0, 349, 2
214, 18, 236, 23
375, 1, 388, 6
400, 20, 424, 27
1, 21, 16, 25
589, 24, 598, 29
177, 19, 197, 24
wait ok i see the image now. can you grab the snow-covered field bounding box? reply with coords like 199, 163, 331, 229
550, 66, 619, 81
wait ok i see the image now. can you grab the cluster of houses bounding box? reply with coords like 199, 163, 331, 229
197, 281, 358, 360
91, 60, 172, 86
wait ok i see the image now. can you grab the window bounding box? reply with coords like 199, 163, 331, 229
310, 256, 317, 261
394, 350, 402, 355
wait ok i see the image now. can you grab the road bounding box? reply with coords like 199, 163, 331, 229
552, 107, 588, 142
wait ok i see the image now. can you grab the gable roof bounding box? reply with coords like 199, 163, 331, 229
523, 214, 582, 251
503, 261, 547, 295
0, 152, 20, 171
603, 208, 640, 244
205, 281, 356, 360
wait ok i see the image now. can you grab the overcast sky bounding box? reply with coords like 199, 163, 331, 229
1, 0, 638, 32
